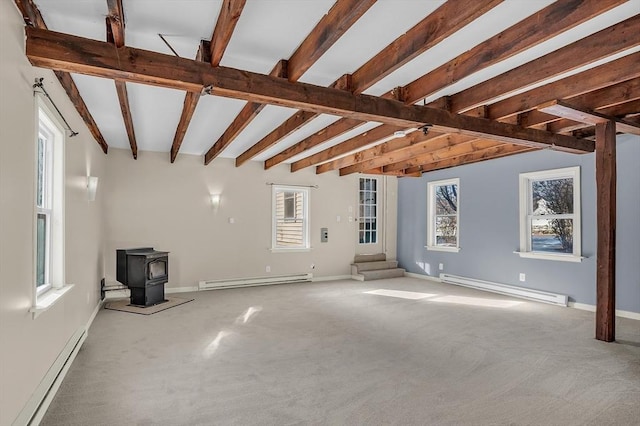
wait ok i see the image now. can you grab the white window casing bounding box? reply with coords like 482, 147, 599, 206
426, 178, 460, 253
518, 166, 583, 262
271, 185, 310, 251
33, 96, 68, 315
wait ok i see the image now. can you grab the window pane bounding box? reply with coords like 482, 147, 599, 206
531, 218, 573, 253
284, 192, 295, 219
36, 213, 47, 287
532, 178, 573, 214
37, 137, 45, 208
435, 216, 457, 246
435, 184, 457, 215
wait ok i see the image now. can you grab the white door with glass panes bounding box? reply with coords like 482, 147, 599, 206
355, 177, 383, 254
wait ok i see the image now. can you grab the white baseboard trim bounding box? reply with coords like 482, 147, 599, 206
311, 275, 352, 282
13, 298, 105, 426
569, 302, 640, 320
351, 274, 364, 282
14, 329, 86, 426
404, 272, 442, 283
165, 286, 199, 294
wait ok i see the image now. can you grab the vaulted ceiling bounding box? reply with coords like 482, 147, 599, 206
15, 0, 640, 176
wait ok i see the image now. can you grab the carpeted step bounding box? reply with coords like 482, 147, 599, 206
353, 253, 386, 263
358, 268, 405, 281
351, 260, 398, 274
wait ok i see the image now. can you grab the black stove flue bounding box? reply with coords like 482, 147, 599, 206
116, 248, 169, 307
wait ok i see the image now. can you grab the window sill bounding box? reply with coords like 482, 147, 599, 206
514, 251, 585, 263
425, 245, 460, 253
30, 284, 74, 319
270, 247, 312, 253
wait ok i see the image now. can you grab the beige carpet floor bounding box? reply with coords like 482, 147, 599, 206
41, 277, 640, 425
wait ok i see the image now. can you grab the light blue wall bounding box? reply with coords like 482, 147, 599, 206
397, 134, 639, 313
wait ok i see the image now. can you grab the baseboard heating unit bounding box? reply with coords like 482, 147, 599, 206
199, 273, 313, 291
439, 273, 568, 306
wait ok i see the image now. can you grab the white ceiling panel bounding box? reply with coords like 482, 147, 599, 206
218, 104, 299, 158
180, 95, 248, 156
363, 0, 556, 97
220, 0, 335, 74
253, 114, 342, 162
126, 82, 185, 153
69, 73, 128, 150
299, 0, 446, 87
286, 121, 381, 164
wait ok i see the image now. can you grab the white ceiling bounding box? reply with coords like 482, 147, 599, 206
34, 0, 640, 163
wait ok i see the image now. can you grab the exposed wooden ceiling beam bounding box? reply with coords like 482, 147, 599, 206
25, 28, 592, 155
315, 129, 438, 174
264, 118, 365, 169
382, 139, 504, 173
14, 0, 108, 154
235, 110, 318, 167
361, 168, 421, 178
403, 0, 627, 105
489, 53, 640, 120
404, 144, 534, 174
205, 0, 376, 166
113, 80, 137, 158
170, 0, 247, 163
106, 0, 138, 159
290, 124, 407, 172
448, 15, 640, 113
273, 0, 625, 169
287, 0, 377, 82
340, 134, 475, 176
209, 0, 247, 66
549, 99, 640, 133
234, 73, 354, 167
337, 73, 640, 175
539, 101, 640, 135
263, 0, 504, 169
298, 54, 637, 175
349, 0, 504, 95
203, 60, 288, 164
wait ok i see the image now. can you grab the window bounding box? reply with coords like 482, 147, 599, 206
359, 177, 378, 244
518, 166, 582, 262
35, 100, 65, 297
272, 186, 309, 250
427, 178, 459, 252
283, 192, 297, 220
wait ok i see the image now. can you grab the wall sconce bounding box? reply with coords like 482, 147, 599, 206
210, 193, 221, 209
87, 176, 99, 201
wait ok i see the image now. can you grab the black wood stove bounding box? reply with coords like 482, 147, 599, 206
116, 248, 169, 307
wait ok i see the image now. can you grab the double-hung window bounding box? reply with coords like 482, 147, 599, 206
427, 178, 460, 252
35, 100, 65, 298
518, 166, 582, 262
272, 186, 309, 250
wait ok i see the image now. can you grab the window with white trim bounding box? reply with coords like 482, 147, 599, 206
35, 101, 65, 297
427, 178, 460, 252
272, 186, 309, 250
358, 177, 378, 244
518, 166, 581, 262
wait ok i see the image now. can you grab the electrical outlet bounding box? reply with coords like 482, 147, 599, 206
228, 217, 235, 224
519, 273, 526, 282
438, 263, 444, 271
266, 266, 271, 273
336, 215, 341, 222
